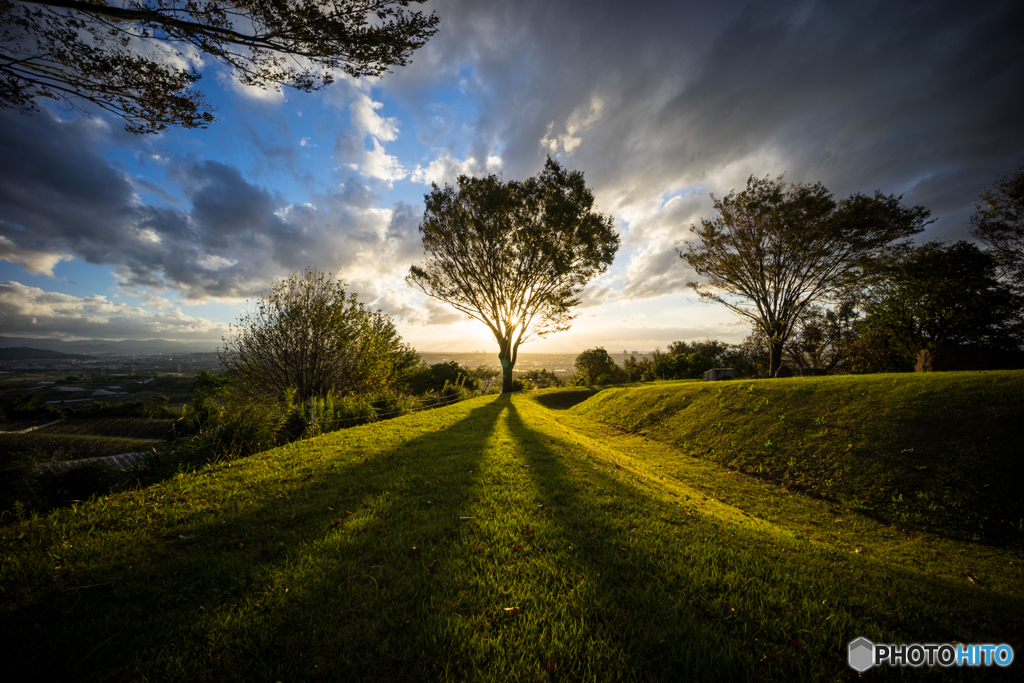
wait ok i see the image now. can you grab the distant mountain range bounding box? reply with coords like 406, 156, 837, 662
0, 346, 97, 361
0, 337, 219, 355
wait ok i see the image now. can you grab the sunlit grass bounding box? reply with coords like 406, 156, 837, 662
1, 385, 1022, 681
572, 371, 1024, 543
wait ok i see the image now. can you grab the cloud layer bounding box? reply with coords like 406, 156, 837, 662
3, 0, 1024, 346
0, 281, 223, 341
0, 110, 422, 304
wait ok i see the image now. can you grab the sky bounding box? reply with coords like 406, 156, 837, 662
2, 0, 1023, 354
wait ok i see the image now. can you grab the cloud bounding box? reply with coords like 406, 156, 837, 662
540, 94, 605, 156
0, 236, 73, 275
218, 69, 287, 104
0, 111, 424, 302
350, 93, 400, 142
358, 138, 408, 183
385, 0, 1024, 241
0, 281, 224, 341
410, 152, 502, 186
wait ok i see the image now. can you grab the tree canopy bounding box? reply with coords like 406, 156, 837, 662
970, 166, 1024, 290
680, 174, 930, 375
857, 241, 1022, 368
221, 268, 418, 402
1, 0, 438, 132
407, 157, 619, 393
572, 347, 623, 385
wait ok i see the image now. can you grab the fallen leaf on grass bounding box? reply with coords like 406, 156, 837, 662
546, 658, 555, 674
963, 573, 979, 584
459, 517, 474, 522
787, 639, 805, 650
411, 547, 421, 557
428, 559, 440, 572
398, 620, 414, 632
513, 544, 523, 550
524, 529, 535, 536
328, 519, 345, 530
474, 546, 485, 553
503, 607, 521, 616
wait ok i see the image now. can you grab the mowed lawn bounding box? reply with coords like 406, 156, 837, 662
2, 383, 1022, 681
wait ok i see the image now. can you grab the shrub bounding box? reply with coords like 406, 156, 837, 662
519, 369, 563, 388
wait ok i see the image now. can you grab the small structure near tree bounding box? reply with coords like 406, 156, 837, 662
703, 368, 735, 381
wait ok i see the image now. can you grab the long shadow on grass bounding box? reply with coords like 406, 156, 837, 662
505, 399, 1024, 681
4, 395, 514, 681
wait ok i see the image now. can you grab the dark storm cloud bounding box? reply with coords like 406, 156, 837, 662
0, 111, 422, 300
389, 0, 1024, 297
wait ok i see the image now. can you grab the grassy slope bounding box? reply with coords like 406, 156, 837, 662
0, 388, 1021, 681
572, 371, 1024, 543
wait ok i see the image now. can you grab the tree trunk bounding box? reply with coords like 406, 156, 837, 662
498, 337, 520, 393
769, 338, 784, 376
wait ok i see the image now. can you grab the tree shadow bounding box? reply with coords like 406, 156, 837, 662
504, 400, 1024, 679
6, 395, 515, 680
528, 387, 600, 410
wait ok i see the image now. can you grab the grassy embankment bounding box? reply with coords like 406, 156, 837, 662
572, 370, 1024, 543
1, 372, 1022, 681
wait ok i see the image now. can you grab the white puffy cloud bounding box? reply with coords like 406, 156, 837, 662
0, 235, 73, 275
357, 138, 408, 183
410, 153, 502, 186
0, 281, 224, 341
350, 93, 400, 142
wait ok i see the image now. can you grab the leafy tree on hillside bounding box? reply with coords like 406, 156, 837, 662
221, 269, 418, 402
970, 166, 1024, 290
680, 175, 930, 376
408, 361, 480, 394
1, 0, 439, 132
785, 298, 862, 373
857, 241, 1022, 368
408, 158, 619, 393
573, 347, 625, 385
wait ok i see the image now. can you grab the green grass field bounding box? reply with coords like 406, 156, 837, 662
1, 374, 1022, 681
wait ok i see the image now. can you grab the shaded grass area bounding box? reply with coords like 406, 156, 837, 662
0, 392, 1021, 681
570, 372, 1024, 544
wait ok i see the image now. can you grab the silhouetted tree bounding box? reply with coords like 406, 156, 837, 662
408, 158, 619, 393
857, 241, 1022, 368
681, 175, 929, 375
785, 298, 862, 373
970, 167, 1024, 290
1, 0, 438, 133
221, 269, 418, 402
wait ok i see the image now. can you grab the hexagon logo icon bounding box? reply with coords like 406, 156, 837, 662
848, 637, 875, 672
